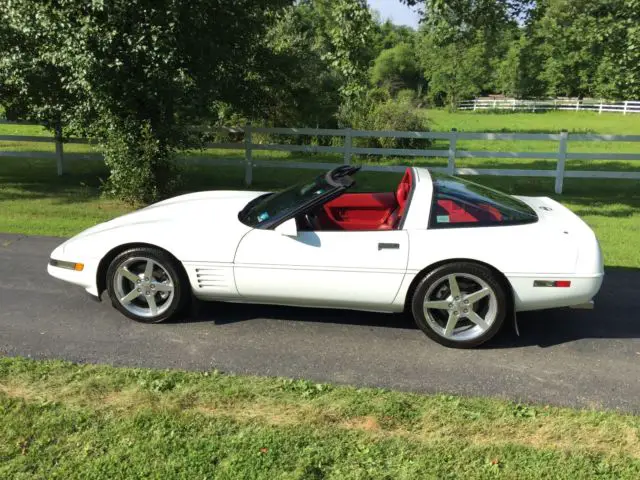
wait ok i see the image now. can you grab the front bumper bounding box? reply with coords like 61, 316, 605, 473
47, 257, 100, 297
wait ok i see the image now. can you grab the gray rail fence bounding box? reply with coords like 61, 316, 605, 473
1, 121, 639, 194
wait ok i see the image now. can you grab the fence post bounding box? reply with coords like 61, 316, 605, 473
244, 123, 253, 186
447, 128, 457, 175
55, 123, 64, 176
555, 130, 568, 194
624, 101, 629, 115
575, 100, 580, 111
473, 99, 477, 111
599, 101, 603, 114
343, 128, 352, 165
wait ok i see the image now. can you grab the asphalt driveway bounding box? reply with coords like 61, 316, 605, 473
1, 233, 639, 411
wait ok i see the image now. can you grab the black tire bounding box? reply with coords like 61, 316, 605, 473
411, 262, 508, 348
106, 247, 189, 324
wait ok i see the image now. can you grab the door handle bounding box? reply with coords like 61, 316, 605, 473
378, 242, 400, 250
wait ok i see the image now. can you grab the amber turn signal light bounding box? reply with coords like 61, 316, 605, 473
49, 259, 84, 272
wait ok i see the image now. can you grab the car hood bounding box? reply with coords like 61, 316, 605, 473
73, 190, 267, 239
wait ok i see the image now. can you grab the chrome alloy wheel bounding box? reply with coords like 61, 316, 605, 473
112, 256, 175, 318
422, 273, 498, 342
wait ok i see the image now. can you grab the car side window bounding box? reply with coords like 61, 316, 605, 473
429, 174, 538, 228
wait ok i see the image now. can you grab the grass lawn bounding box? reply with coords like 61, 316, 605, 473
426, 109, 640, 134
2, 357, 640, 479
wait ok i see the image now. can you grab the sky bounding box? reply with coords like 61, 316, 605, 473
367, 0, 421, 29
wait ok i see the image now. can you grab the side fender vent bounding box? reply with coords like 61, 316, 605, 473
195, 267, 232, 291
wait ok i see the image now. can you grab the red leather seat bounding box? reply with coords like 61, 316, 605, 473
377, 169, 411, 230
314, 168, 413, 231
377, 209, 398, 230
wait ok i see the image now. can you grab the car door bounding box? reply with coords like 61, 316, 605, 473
233, 228, 409, 310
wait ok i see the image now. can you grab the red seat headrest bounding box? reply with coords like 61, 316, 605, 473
396, 182, 409, 207
396, 169, 412, 208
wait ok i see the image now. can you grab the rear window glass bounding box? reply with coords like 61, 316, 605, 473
429, 173, 538, 228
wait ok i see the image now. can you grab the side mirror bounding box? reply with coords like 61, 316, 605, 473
274, 218, 298, 237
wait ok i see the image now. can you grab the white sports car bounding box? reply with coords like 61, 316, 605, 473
48, 166, 604, 348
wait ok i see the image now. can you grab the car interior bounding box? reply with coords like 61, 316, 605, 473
432, 198, 503, 224
299, 168, 413, 231
298, 167, 504, 232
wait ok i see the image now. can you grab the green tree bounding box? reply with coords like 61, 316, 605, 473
414, 0, 518, 107
533, 0, 600, 97
525, 0, 640, 99
253, 3, 343, 128
495, 35, 532, 98
404, 0, 528, 43
402, 0, 532, 25
623, 0, 640, 98
371, 19, 416, 54
0, 0, 290, 203
229, 0, 376, 130
316, 0, 376, 101
370, 43, 423, 95
419, 33, 488, 108
413, 0, 640, 100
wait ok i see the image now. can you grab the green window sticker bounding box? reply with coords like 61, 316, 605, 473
437, 215, 450, 223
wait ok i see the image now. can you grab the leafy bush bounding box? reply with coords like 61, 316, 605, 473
370, 43, 423, 96
368, 101, 428, 148
339, 94, 430, 150
395, 88, 419, 106
367, 87, 392, 104
100, 121, 181, 205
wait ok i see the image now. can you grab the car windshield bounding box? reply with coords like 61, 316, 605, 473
430, 173, 538, 227
239, 173, 336, 228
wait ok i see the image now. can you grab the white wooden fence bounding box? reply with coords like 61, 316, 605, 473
459, 98, 640, 114
1, 121, 640, 194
